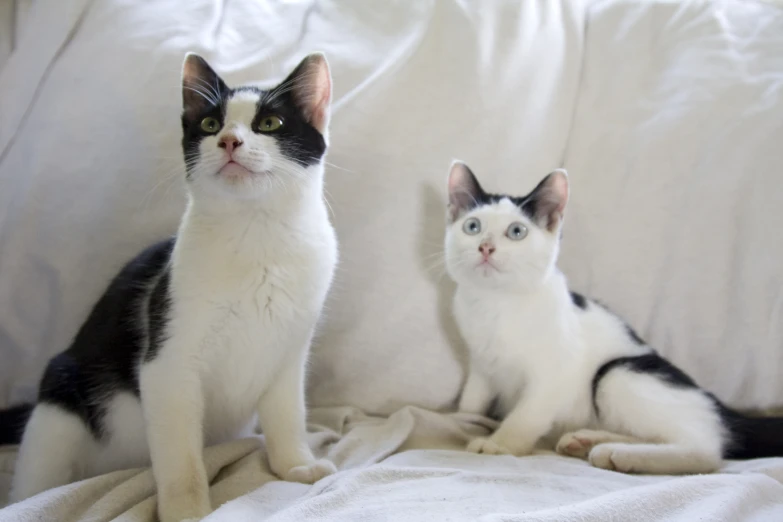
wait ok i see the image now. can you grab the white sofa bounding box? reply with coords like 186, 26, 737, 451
1, 1, 782, 520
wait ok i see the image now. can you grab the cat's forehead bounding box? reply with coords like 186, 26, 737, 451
469, 197, 526, 221
225, 89, 263, 122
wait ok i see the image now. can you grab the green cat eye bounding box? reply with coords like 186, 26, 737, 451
258, 115, 284, 132
200, 117, 221, 133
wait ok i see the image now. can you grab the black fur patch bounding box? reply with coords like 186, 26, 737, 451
252, 87, 326, 168
625, 324, 646, 345
591, 352, 698, 417
38, 238, 174, 439
719, 405, 783, 459
0, 403, 33, 445
181, 59, 231, 176
454, 177, 551, 230
570, 291, 588, 310
144, 269, 171, 363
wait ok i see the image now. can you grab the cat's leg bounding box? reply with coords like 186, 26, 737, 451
9, 404, 92, 502
256, 344, 336, 484
591, 367, 723, 474
556, 429, 643, 459
140, 354, 211, 522
587, 443, 720, 474
467, 381, 558, 456
458, 365, 494, 415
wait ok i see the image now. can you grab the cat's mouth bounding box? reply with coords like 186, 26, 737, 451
476, 259, 500, 273
219, 160, 255, 179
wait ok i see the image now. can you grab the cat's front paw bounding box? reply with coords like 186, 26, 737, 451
466, 437, 512, 455
556, 431, 596, 459
283, 459, 336, 484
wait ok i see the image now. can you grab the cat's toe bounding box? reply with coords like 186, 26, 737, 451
284, 459, 337, 484
556, 432, 594, 459
466, 437, 511, 455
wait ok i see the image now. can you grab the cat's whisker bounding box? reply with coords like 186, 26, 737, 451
184, 86, 219, 107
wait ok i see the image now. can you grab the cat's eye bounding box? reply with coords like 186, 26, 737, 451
506, 222, 528, 241
258, 115, 284, 132
462, 217, 481, 235
200, 117, 221, 134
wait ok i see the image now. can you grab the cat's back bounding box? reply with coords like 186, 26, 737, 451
56, 237, 173, 361
38, 238, 174, 425
570, 293, 651, 365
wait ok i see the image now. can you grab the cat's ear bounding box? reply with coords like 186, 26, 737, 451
524, 169, 569, 232
282, 53, 332, 134
181, 53, 228, 116
447, 161, 485, 223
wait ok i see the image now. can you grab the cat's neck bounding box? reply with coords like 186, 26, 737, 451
468, 265, 567, 297
174, 169, 329, 263
461, 266, 574, 317
185, 165, 323, 223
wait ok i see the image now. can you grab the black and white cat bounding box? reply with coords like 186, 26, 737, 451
445, 161, 783, 474
1, 53, 338, 521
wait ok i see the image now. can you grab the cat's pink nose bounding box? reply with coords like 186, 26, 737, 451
218, 134, 243, 154
479, 242, 495, 257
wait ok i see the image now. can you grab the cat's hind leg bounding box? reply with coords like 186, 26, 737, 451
556, 429, 642, 459
591, 364, 724, 475
9, 403, 93, 502
587, 442, 720, 474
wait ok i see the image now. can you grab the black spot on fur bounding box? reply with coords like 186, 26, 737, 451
251, 88, 326, 168
37, 238, 174, 439
591, 352, 697, 417
625, 324, 645, 345
0, 403, 33, 445
719, 405, 783, 459
570, 291, 587, 310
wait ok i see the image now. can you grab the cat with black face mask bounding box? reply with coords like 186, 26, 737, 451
3, 53, 338, 521
445, 161, 783, 475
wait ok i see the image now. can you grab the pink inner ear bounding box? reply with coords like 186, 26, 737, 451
309, 67, 331, 132
547, 170, 569, 215
448, 162, 470, 193
182, 55, 205, 85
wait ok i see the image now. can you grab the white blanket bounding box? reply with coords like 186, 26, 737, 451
1, 408, 782, 521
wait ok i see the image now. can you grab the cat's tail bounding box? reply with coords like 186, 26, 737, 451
0, 403, 34, 445
721, 406, 783, 459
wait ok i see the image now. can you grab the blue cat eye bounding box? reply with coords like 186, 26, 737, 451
506, 222, 528, 240
463, 217, 481, 235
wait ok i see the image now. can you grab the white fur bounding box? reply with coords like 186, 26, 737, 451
446, 169, 726, 475
11, 67, 337, 521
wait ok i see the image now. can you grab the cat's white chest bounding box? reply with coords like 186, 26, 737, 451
168, 216, 336, 443
454, 290, 529, 398
453, 286, 582, 410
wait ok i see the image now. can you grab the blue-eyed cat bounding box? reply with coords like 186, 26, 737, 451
1, 52, 338, 521
445, 161, 783, 474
